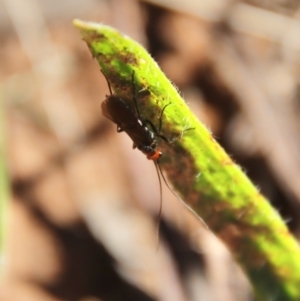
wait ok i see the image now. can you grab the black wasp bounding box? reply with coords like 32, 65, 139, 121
101, 70, 177, 217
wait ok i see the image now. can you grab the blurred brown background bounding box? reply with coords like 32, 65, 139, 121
1, 0, 300, 300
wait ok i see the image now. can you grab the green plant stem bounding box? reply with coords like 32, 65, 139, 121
73, 19, 300, 301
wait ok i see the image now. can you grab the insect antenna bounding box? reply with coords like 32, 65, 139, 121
153, 161, 163, 222
154, 159, 183, 225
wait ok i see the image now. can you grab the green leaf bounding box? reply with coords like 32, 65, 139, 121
73, 19, 300, 301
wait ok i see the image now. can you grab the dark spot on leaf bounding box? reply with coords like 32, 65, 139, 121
118, 52, 138, 66
83, 31, 105, 44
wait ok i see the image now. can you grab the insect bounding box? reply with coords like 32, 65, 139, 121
101, 70, 178, 218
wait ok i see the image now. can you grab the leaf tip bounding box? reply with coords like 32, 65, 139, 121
72, 19, 86, 29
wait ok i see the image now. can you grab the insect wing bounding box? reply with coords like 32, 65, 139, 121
101, 98, 116, 123
102, 95, 136, 126
102, 94, 154, 151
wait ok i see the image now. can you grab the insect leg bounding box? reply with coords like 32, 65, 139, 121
158, 103, 171, 133
130, 71, 144, 120
101, 70, 113, 95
